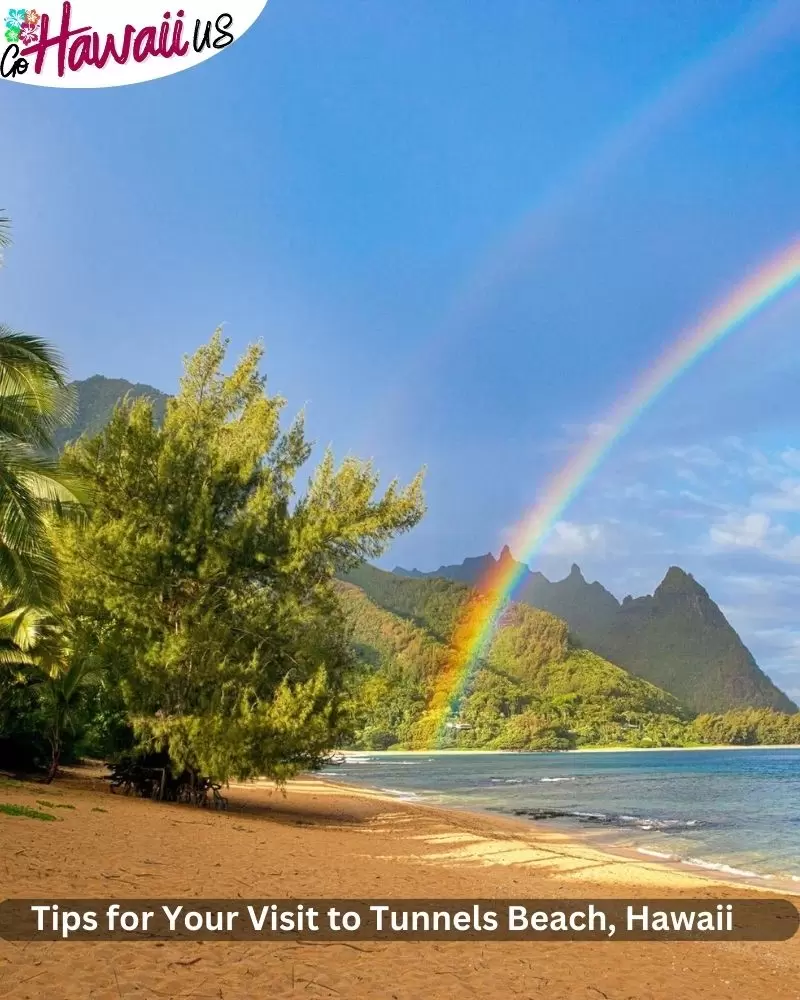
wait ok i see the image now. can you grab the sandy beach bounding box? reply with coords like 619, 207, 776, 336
1, 767, 799, 999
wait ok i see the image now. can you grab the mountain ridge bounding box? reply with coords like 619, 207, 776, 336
339, 565, 691, 749
393, 552, 796, 715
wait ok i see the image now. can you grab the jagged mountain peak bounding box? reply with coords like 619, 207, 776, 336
655, 565, 709, 599
392, 566, 424, 578
390, 549, 795, 715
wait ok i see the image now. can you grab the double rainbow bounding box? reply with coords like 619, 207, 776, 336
430, 236, 800, 740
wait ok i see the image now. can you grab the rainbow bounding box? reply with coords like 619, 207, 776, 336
364, 2, 793, 458
430, 236, 800, 741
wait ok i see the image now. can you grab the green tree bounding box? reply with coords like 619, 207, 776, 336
0, 599, 43, 766
37, 650, 102, 782
59, 332, 425, 783
0, 328, 85, 602
0, 597, 126, 775
492, 710, 574, 751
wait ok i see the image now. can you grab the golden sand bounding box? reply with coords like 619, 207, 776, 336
0, 767, 798, 999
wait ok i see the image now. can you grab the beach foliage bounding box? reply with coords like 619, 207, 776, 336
0, 603, 111, 776
0, 328, 86, 604
56, 332, 425, 783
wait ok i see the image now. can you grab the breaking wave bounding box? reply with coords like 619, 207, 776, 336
379, 787, 424, 802
682, 857, 772, 879
636, 848, 775, 881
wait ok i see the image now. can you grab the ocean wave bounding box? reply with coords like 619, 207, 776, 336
637, 848, 676, 860
540, 777, 575, 782
379, 787, 423, 801
682, 857, 773, 880
637, 848, 777, 882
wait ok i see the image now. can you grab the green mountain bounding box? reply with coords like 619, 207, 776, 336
593, 568, 796, 715
53, 375, 169, 450
394, 553, 796, 715
518, 562, 621, 643
395, 545, 621, 640
339, 565, 690, 750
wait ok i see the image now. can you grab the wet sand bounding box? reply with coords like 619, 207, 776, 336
1, 767, 798, 999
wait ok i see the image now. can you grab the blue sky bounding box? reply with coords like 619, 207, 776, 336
1, 0, 799, 694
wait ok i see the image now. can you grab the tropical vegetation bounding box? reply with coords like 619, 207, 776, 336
340, 565, 800, 750
0, 213, 798, 790
0, 318, 425, 784
397, 552, 796, 714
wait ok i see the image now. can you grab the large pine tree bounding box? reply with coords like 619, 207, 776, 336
59, 332, 425, 781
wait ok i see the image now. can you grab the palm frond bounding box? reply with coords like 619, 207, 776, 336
0, 391, 66, 447
0, 601, 50, 650
0, 541, 60, 606
0, 328, 68, 387
0, 323, 87, 599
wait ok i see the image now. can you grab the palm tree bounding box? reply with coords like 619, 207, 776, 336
0, 212, 86, 600
0, 327, 86, 602
36, 643, 99, 783
0, 599, 100, 781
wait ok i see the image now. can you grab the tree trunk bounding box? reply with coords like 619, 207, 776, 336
45, 726, 61, 784
45, 745, 60, 783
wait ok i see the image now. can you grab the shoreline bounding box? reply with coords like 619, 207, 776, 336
316, 758, 800, 896
337, 744, 800, 755
309, 774, 800, 898
3, 767, 800, 999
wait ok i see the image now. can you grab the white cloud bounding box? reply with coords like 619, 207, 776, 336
709, 512, 771, 550
753, 478, 800, 513
667, 445, 724, 467
542, 520, 604, 557
708, 511, 800, 565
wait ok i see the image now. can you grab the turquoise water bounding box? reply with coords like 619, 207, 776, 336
322, 749, 800, 886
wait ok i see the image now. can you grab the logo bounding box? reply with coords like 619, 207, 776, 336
1, 0, 268, 87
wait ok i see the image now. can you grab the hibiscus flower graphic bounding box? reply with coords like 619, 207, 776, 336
4, 25, 19, 43
4, 8, 26, 29
25, 8, 39, 26
18, 20, 36, 42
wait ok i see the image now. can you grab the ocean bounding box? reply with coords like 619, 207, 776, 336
322, 748, 800, 888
